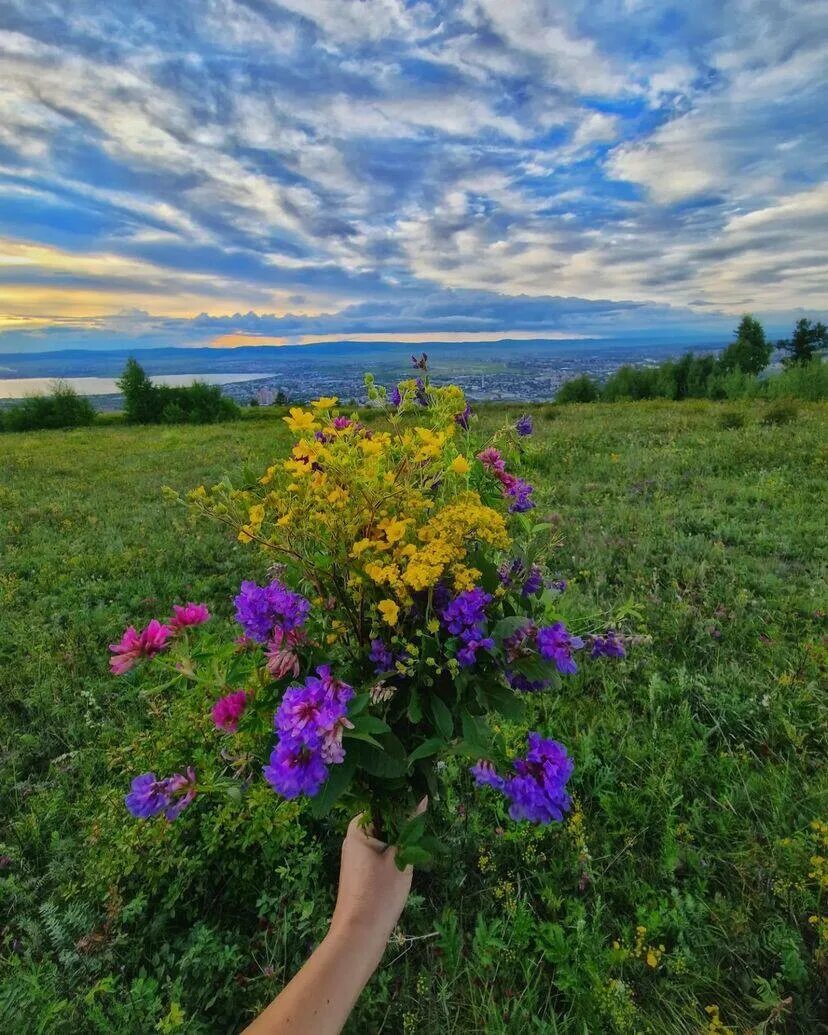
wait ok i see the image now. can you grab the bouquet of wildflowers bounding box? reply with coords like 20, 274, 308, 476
112, 358, 626, 864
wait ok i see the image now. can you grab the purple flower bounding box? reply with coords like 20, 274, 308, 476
589, 630, 627, 659
234, 578, 310, 644
369, 638, 394, 673
536, 622, 584, 675
389, 384, 402, 408
515, 414, 533, 437
263, 739, 329, 799
470, 733, 573, 825
414, 377, 428, 406
547, 578, 568, 594
440, 588, 495, 667
125, 772, 170, 819
500, 472, 535, 513
268, 666, 354, 797
411, 352, 428, 370
454, 402, 472, 429
212, 689, 248, 733
125, 767, 197, 821
332, 416, 352, 430
505, 670, 550, 693
522, 566, 543, 596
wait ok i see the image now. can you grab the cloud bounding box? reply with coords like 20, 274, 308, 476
0, 0, 825, 354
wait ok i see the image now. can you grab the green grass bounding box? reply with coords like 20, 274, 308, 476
1, 401, 826, 1034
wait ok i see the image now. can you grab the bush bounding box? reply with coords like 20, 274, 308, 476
760, 398, 798, 426
117, 358, 240, 424
717, 409, 746, 430
0, 381, 97, 432
556, 374, 600, 403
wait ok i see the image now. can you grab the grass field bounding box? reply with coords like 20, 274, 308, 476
1, 400, 826, 1033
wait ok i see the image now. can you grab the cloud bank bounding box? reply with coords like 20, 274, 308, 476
0, 0, 825, 352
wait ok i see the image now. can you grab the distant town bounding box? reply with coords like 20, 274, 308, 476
0, 338, 726, 409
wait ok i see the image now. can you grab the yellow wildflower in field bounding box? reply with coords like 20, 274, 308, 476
311, 396, 338, 410
283, 407, 319, 433
449, 455, 470, 475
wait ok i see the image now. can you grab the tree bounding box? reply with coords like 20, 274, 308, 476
718, 315, 772, 376
556, 374, 600, 403
777, 318, 827, 367
117, 357, 158, 423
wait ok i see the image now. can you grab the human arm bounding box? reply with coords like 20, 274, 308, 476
242, 811, 419, 1034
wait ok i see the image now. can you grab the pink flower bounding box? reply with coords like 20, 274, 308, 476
212, 690, 248, 733
168, 602, 211, 632
477, 447, 506, 474
265, 626, 305, 680
109, 619, 171, 675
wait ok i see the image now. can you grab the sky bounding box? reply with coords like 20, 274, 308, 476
0, 0, 826, 354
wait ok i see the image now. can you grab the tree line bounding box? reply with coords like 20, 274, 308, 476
556, 317, 827, 404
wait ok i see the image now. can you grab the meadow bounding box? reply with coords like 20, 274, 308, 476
1, 399, 826, 1034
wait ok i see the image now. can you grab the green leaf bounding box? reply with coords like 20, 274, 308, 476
309, 759, 355, 818
349, 740, 407, 778
342, 730, 383, 748
349, 693, 370, 717
399, 811, 427, 846
461, 709, 490, 751
408, 737, 444, 763
396, 845, 432, 868
430, 695, 454, 739
477, 682, 527, 721
407, 688, 423, 723
491, 616, 533, 644
352, 714, 392, 735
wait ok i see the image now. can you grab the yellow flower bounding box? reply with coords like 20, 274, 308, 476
449, 455, 470, 475
378, 599, 400, 626
311, 396, 338, 410
427, 618, 439, 633
351, 538, 374, 558
284, 408, 319, 433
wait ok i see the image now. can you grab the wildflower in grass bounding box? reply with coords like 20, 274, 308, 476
109, 619, 171, 675
478, 448, 535, 512
589, 629, 627, 659
537, 621, 584, 675
389, 384, 402, 407
454, 402, 471, 429
125, 772, 170, 818
547, 578, 568, 593
472, 733, 573, 824
168, 602, 211, 632
411, 352, 428, 370
212, 689, 248, 733
506, 670, 550, 693
515, 414, 533, 436
449, 455, 470, 475
125, 766, 197, 820
234, 578, 310, 643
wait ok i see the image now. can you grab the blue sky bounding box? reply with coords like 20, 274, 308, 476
0, 0, 825, 353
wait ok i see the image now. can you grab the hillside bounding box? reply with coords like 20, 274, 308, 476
1, 400, 826, 1033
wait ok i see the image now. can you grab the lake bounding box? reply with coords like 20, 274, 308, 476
0, 373, 259, 400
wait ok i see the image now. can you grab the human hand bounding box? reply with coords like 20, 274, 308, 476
330, 799, 427, 950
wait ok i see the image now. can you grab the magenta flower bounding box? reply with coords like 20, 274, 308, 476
212, 689, 248, 733
109, 619, 171, 675
169, 602, 211, 632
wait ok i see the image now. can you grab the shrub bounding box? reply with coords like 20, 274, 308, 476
556, 374, 600, 403
0, 381, 97, 432
760, 398, 798, 426
716, 410, 746, 430
117, 358, 240, 424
